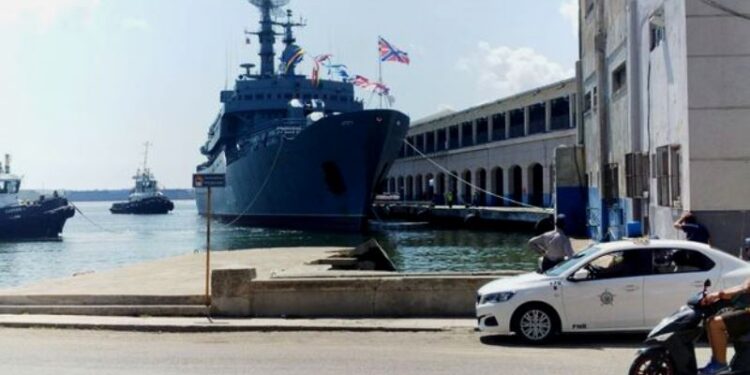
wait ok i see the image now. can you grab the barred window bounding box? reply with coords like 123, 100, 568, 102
655, 145, 681, 207
603, 163, 619, 203
625, 152, 650, 198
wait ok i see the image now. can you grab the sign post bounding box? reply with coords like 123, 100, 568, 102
193, 173, 226, 307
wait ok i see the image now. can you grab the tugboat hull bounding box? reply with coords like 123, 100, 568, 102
0, 197, 75, 240
110, 196, 174, 214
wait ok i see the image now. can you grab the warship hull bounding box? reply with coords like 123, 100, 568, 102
196, 109, 409, 231
0, 197, 75, 240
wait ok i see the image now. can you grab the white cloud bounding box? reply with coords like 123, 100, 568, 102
456, 42, 574, 101
0, 0, 100, 30
121, 17, 149, 31
559, 0, 579, 37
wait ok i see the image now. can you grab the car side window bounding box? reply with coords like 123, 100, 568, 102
651, 248, 715, 274
584, 249, 650, 280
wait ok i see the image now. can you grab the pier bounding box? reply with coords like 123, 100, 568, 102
373, 201, 553, 230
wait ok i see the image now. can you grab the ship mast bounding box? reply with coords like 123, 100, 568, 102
246, 0, 290, 77
142, 141, 151, 173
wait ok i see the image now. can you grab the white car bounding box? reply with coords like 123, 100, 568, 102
476, 239, 750, 343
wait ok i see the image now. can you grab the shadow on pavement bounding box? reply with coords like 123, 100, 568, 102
479, 332, 648, 349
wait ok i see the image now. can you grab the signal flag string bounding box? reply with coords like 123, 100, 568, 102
401, 139, 544, 210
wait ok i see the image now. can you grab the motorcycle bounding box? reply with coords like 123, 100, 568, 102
629, 279, 750, 375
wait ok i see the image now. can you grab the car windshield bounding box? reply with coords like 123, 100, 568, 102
545, 245, 601, 277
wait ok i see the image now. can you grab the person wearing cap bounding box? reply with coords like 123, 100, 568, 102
673, 211, 711, 245
528, 214, 575, 272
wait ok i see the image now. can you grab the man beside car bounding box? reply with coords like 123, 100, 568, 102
699, 278, 750, 374
528, 214, 574, 272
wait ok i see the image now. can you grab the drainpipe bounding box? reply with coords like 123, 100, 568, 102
595, 0, 610, 240
627, 0, 647, 235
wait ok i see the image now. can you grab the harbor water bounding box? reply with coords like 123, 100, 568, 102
0, 200, 536, 288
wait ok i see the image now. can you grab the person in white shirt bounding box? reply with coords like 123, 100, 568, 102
528, 214, 575, 272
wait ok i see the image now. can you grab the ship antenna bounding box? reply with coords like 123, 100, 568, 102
246, 0, 289, 77
3, 154, 9, 174
142, 141, 151, 173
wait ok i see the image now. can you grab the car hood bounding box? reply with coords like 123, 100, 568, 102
478, 272, 555, 294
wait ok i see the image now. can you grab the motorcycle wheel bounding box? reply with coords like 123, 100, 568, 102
628, 350, 674, 375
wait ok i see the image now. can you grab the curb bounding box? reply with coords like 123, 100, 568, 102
0, 320, 471, 334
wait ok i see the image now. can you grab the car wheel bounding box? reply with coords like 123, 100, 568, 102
628, 349, 674, 375
513, 304, 558, 344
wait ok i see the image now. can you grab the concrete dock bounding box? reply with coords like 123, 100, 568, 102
0, 238, 591, 320
373, 202, 553, 230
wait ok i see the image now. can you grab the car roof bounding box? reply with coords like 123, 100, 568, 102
589, 239, 746, 267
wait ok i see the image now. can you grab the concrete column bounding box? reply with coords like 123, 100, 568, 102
569, 94, 576, 128
487, 115, 494, 141
457, 126, 463, 148
472, 120, 478, 145
505, 112, 511, 139
545, 100, 552, 132
523, 107, 530, 136
445, 127, 451, 150
503, 168, 512, 204
543, 164, 551, 207
434, 130, 439, 152
521, 166, 529, 204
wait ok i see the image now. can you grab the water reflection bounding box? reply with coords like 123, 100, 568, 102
0, 201, 537, 288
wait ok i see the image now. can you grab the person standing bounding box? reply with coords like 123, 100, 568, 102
673, 211, 711, 245
528, 214, 575, 272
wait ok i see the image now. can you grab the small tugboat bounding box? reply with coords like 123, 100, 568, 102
110, 143, 174, 215
0, 154, 75, 240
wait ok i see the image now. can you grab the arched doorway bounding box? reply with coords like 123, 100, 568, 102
415, 175, 423, 201
528, 163, 544, 207
436, 173, 445, 203
397, 176, 405, 200
509, 165, 523, 206
425, 173, 435, 200
491, 167, 504, 206
406, 176, 413, 201
476, 168, 486, 206
461, 170, 472, 205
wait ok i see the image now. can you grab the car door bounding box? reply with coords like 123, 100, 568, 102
560, 249, 650, 330
643, 248, 720, 326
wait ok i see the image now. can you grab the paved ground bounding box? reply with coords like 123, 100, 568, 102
0, 315, 475, 333
0, 328, 715, 375
0, 247, 348, 295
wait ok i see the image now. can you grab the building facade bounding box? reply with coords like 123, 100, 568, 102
385, 79, 578, 208
580, 0, 750, 251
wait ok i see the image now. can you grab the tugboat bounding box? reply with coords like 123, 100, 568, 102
195, 0, 409, 231
0, 154, 75, 240
110, 143, 174, 215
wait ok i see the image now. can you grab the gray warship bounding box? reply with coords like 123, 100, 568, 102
195, 0, 409, 231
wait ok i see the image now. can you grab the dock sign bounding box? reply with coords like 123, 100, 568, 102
193, 173, 226, 188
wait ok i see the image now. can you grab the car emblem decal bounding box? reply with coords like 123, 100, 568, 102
599, 289, 615, 306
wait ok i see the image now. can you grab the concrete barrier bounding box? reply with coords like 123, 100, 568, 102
211, 267, 518, 318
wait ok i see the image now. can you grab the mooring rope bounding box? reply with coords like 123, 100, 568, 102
222, 136, 287, 227
402, 139, 544, 210
70, 202, 120, 234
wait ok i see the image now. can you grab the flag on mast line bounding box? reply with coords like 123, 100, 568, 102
378, 36, 410, 65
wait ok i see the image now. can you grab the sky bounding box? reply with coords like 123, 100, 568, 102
0, 0, 579, 190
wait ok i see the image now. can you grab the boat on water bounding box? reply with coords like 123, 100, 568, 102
195, 0, 409, 231
0, 154, 75, 240
110, 143, 174, 215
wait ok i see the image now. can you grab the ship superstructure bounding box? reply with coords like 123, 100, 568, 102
0, 154, 75, 240
195, 0, 409, 231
